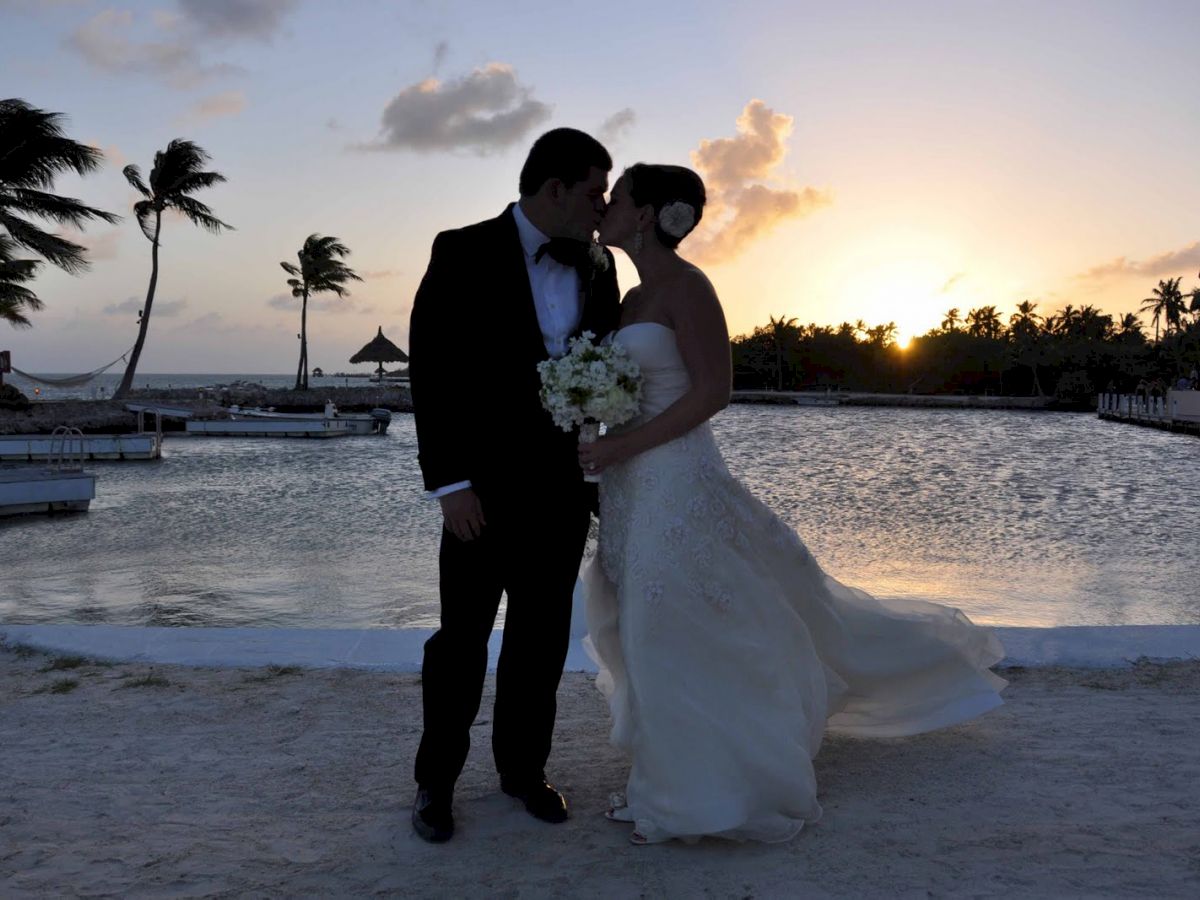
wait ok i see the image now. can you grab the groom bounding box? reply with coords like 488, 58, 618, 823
407, 128, 620, 842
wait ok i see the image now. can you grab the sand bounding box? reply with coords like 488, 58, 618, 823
2, 645, 1198, 899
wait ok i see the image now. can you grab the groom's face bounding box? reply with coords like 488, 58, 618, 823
557, 166, 609, 241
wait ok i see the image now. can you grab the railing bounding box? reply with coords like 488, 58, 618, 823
1098, 391, 1200, 424
48, 425, 86, 472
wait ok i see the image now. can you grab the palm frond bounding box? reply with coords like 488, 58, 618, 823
123, 164, 152, 198
3, 187, 121, 227
0, 98, 106, 188
132, 200, 158, 242
167, 170, 227, 196
0, 210, 90, 273
280, 261, 301, 276
168, 195, 232, 234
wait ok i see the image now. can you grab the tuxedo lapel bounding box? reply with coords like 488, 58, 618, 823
496, 204, 549, 363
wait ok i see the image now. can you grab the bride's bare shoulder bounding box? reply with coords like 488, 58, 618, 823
667, 263, 719, 310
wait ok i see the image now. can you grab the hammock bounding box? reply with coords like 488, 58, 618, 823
10, 348, 132, 387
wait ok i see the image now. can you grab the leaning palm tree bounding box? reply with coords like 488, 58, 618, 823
0, 234, 42, 328
1140, 277, 1183, 343
0, 98, 119, 321
281, 234, 362, 390
114, 139, 231, 399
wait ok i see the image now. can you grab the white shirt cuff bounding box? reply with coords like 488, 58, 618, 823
427, 480, 472, 500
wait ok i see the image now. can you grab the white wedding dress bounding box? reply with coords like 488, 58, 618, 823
583, 322, 1006, 844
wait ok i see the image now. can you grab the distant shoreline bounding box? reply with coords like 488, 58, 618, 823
732, 390, 1079, 411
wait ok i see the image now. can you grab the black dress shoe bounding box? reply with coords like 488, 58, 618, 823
500, 778, 569, 824
412, 787, 454, 843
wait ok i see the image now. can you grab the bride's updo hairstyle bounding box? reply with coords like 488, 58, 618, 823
625, 163, 706, 249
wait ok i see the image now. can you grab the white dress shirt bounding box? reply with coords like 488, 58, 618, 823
428, 202, 583, 499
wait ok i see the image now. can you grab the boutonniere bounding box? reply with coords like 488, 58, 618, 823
588, 241, 609, 272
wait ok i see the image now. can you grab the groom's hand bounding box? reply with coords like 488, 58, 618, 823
439, 488, 486, 542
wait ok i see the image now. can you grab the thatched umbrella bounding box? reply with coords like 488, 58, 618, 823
350, 326, 408, 379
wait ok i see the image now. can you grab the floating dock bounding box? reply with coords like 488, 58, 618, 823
0, 467, 96, 516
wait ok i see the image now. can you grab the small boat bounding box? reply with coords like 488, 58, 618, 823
186, 402, 391, 438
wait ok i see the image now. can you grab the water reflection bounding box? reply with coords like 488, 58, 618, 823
1, 407, 1196, 628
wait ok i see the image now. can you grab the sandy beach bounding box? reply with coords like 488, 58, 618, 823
2, 643, 1197, 899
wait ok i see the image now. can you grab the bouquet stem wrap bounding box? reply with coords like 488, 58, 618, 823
579, 420, 602, 483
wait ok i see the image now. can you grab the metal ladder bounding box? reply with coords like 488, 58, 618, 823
48, 425, 85, 472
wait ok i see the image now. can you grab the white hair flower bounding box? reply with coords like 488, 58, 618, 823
657, 201, 696, 239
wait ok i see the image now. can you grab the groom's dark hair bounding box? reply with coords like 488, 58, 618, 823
519, 128, 612, 197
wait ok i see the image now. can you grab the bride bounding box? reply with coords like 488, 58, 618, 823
577, 163, 1006, 845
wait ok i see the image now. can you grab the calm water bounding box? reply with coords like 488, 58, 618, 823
1, 406, 1196, 628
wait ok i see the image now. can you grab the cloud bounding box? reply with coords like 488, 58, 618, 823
361, 269, 401, 280
366, 63, 551, 154
66, 2, 298, 89
177, 0, 298, 40
686, 100, 830, 264
940, 272, 966, 293
103, 296, 188, 318
1076, 241, 1200, 282
597, 108, 635, 146
67, 9, 241, 89
178, 90, 247, 125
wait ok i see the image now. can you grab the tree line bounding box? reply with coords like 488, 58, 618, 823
1, 98, 358, 397
733, 289, 1200, 402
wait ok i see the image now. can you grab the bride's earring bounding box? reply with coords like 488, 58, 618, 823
633, 230, 644, 255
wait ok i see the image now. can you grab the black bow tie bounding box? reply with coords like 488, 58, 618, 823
534, 237, 590, 269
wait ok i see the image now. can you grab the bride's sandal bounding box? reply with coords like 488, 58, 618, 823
630, 831, 651, 845
605, 791, 634, 822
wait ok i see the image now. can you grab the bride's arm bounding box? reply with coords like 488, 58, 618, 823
580, 272, 731, 471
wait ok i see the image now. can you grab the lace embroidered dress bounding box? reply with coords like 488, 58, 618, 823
583, 322, 1006, 844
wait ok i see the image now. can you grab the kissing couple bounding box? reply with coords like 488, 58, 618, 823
407, 127, 1005, 845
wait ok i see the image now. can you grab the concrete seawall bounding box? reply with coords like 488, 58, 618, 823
0, 386, 413, 435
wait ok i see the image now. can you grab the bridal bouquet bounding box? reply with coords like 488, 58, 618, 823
537, 331, 642, 482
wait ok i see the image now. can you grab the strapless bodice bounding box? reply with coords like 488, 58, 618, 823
612, 322, 691, 422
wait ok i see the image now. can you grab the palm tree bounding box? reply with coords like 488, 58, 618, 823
0, 98, 119, 322
1140, 277, 1184, 343
1116, 312, 1144, 340
281, 234, 362, 390
1008, 300, 1041, 336
114, 139, 230, 399
766, 314, 798, 390
1008, 301, 1044, 396
966, 305, 1004, 339
940, 307, 961, 333
0, 234, 41, 328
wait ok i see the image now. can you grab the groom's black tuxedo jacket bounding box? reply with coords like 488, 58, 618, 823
409, 204, 621, 502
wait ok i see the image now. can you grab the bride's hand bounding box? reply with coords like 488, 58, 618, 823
578, 433, 631, 475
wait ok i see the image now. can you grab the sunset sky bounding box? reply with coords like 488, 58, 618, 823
3, 0, 1198, 372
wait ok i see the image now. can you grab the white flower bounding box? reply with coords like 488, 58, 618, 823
588, 242, 609, 271
657, 201, 696, 239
